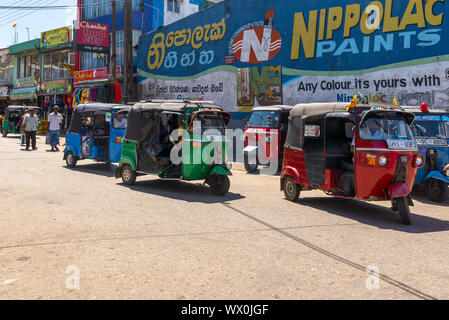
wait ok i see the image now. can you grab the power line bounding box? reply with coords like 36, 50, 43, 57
0, 0, 59, 28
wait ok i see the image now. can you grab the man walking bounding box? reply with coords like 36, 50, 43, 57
48, 105, 63, 151
23, 108, 39, 151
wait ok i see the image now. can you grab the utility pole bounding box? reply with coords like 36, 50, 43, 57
123, 0, 133, 104
111, 0, 117, 83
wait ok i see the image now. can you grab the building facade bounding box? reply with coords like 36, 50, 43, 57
0, 48, 13, 113
76, 0, 202, 103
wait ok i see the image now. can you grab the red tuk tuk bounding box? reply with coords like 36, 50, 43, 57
243, 106, 292, 173
281, 103, 423, 225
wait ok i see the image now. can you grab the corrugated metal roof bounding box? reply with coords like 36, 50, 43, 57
9, 39, 41, 55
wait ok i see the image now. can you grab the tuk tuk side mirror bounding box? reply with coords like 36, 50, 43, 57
280, 123, 287, 133
345, 123, 355, 139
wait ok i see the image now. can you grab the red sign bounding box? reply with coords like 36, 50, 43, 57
74, 66, 121, 86
75, 21, 110, 53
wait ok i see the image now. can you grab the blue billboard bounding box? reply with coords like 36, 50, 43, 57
137, 0, 449, 112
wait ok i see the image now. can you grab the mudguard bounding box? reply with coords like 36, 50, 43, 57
209, 165, 232, 176
63, 146, 77, 160
281, 166, 300, 184
116, 157, 137, 178
388, 182, 411, 198
424, 171, 449, 185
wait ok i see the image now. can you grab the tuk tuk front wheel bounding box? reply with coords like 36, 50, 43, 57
2, 130, 7, 137
209, 175, 230, 196
283, 176, 300, 202
395, 197, 411, 225
121, 165, 136, 186
425, 178, 448, 203
244, 152, 258, 173
65, 152, 78, 168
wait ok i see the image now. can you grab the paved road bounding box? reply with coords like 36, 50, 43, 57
1, 135, 449, 300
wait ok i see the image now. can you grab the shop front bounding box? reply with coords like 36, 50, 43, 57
73, 66, 122, 108
38, 79, 73, 132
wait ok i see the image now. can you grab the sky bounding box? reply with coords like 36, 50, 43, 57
0, 0, 77, 49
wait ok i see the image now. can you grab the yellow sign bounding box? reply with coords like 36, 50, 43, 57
41, 27, 72, 49
291, 0, 444, 60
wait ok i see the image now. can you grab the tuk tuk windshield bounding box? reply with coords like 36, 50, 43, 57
359, 116, 414, 141
190, 111, 230, 135
247, 111, 280, 128
412, 116, 448, 139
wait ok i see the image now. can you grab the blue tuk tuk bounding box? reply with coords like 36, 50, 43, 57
63, 103, 130, 168
403, 105, 449, 202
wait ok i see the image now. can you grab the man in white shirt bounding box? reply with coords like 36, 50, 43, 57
23, 108, 39, 151
359, 118, 391, 141
48, 105, 63, 151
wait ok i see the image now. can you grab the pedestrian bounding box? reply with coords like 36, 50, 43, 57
23, 108, 39, 151
48, 105, 63, 151
20, 109, 30, 146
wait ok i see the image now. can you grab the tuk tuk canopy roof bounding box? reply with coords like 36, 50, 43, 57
68, 103, 129, 134
124, 101, 224, 141
400, 106, 447, 114
251, 105, 294, 113
5, 105, 39, 116
290, 103, 349, 119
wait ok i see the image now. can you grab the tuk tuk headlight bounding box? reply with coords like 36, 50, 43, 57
444, 166, 449, 177
378, 156, 388, 167
225, 160, 232, 170
265, 136, 271, 143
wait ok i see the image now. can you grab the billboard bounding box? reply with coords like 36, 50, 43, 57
74, 66, 121, 86
41, 27, 72, 49
137, 0, 449, 112
74, 21, 110, 54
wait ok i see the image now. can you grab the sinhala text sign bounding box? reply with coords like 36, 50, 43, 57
137, 0, 449, 112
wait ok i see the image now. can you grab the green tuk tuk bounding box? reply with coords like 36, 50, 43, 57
2, 105, 39, 137
115, 100, 233, 196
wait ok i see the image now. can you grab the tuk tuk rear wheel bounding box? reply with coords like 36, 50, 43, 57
121, 165, 136, 186
396, 197, 411, 225
65, 152, 77, 168
2, 130, 7, 137
209, 175, 230, 196
425, 179, 448, 203
244, 153, 258, 173
283, 176, 300, 202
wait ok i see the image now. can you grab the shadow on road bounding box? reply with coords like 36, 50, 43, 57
65, 163, 116, 178
412, 189, 449, 207
292, 196, 449, 233
121, 179, 245, 204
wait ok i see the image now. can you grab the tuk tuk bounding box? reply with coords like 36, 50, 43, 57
401, 105, 449, 202
63, 103, 131, 167
243, 106, 292, 173
2, 105, 40, 137
281, 102, 422, 225
115, 100, 232, 196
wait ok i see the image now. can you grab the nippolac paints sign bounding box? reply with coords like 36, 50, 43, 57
137, 0, 449, 113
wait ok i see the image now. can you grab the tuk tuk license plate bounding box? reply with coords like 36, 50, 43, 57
415, 138, 448, 146
386, 140, 418, 150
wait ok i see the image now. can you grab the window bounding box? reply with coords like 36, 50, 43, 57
81, 52, 106, 70
113, 111, 128, 129
82, 0, 141, 19
116, 31, 124, 69
43, 51, 74, 80
168, 0, 181, 13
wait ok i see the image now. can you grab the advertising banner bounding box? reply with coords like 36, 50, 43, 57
74, 21, 110, 54
15, 76, 36, 89
38, 80, 72, 95
137, 0, 449, 113
74, 66, 121, 86
41, 27, 72, 49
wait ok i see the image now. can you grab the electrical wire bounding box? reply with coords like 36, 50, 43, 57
0, 0, 59, 28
